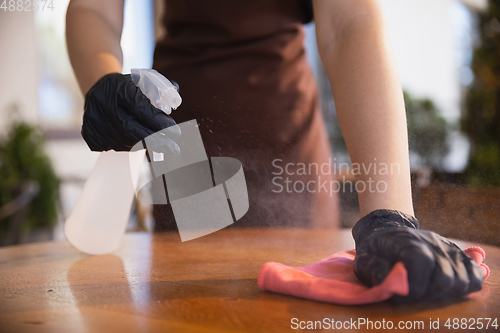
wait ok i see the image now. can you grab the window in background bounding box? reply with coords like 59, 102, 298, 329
442, 1, 475, 172
303, 0, 481, 172
35, 0, 155, 131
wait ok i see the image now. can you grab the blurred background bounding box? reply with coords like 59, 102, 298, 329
1, 0, 499, 246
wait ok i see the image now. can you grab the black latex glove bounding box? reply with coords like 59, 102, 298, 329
82, 73, 181, 155
352, 209, 485, 303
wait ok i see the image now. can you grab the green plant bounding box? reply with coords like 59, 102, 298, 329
404, 91, 449, 169
322, 85, 449, 169
463, 0, 500, 186
0, 119, 60, 235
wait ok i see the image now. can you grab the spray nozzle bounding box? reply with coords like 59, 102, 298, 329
131, 68, 182, 114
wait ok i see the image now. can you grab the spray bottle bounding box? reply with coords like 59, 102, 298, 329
64, 69, 181, 255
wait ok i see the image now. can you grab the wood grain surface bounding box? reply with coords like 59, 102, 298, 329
0, 228, 498, 332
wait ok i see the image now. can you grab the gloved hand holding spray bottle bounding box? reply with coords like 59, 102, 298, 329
64, 69, 181, 255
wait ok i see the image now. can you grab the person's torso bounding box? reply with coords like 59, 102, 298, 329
152, 0, 339, 229
154, 0, 317, 152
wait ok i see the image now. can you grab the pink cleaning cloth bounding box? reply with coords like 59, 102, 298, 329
257, 246, 489, 305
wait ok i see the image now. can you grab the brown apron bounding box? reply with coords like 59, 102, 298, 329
152, 0, 339, 230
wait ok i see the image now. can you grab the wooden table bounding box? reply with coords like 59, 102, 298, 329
0, 229, 499, 332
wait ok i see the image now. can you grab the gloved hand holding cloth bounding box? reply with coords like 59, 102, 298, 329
258, 209, 489, 305
352, 209, 486, 302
